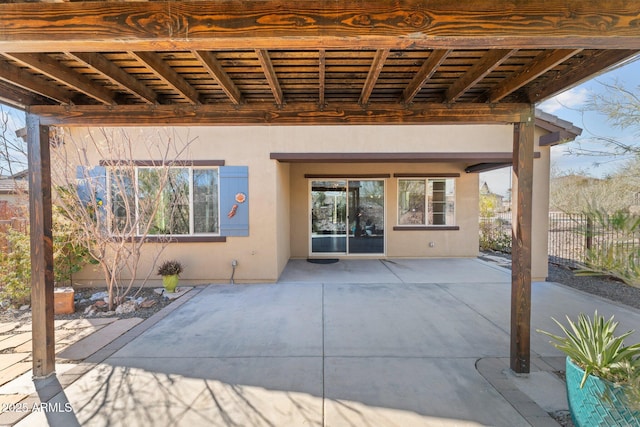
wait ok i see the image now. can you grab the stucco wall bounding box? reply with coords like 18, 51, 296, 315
57, 123, 552, 284
532, 128, 551, 281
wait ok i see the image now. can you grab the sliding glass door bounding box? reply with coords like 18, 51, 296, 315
311, 181, 347, 253
311, 179, 384, 255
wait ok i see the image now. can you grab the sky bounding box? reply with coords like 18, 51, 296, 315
481, 55, 640, 198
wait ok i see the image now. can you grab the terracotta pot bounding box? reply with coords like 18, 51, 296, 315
54, 287, 75, 314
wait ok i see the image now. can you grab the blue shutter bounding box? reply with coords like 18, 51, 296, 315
219, 166, 249, 237
76, 165, 107, 227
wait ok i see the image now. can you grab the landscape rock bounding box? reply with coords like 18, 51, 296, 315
140, 300, 156, 309
94, 300, 107, 308
90, 291, 109, 301
115, 301, 136, 315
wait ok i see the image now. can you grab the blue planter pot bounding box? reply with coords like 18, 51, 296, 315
565, 357, 640, 426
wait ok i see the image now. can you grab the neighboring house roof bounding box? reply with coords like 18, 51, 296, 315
9, 169, 28, 180
480, 181, 503, 199
480, 182, 492, 195
535, 109, 583, 146
0, 177, 28, 195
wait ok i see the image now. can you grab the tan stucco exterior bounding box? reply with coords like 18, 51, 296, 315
61, 123, 552, 285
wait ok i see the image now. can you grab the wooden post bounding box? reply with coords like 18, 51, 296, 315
511, 112, 534, 374
585, 215, 593, 251
26, 113, 55, 378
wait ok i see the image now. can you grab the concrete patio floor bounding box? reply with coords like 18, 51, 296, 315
13, 258, 640, 426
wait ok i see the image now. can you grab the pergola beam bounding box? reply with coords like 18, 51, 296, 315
130, 51, 201, 104
402, 49, 450, 104
255, 49, 284, 107
444, 49, 517, 104
528, 49, 640, 103
67, 52, 157, 104
0, 60, 73, 104
0, 80, 52, 109
359, 49, 390, 106
5, 52, 115, 105
193, 50, 243, 105
29, 102, 529, 126
1, 1, 639, 52
486, 49, 582, 103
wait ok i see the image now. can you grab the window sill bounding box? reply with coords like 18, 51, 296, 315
123, 235, 227, 243
393, 226, 460, 231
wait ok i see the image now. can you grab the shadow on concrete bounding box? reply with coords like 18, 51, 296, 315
34, 375, 81, 427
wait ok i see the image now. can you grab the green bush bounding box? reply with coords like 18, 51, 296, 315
0, 209, 93, 307
479, 220, 512, 253
53, 207, 92, 286
0, 229, 31, 307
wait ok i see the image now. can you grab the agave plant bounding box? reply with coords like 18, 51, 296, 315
538, 311, 640, 388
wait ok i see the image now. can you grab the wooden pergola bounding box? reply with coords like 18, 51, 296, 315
0, 0, 638, 379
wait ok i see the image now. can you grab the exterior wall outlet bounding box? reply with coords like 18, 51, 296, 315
231, 259, 238, 267
428, 242, 435, 248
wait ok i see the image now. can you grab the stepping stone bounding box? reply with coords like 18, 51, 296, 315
0, 353, 29, 370
0, 323, 20, 334
0, 334, 32, 352
15, 319, 69, 332
0, 362, 31, 387
58, 318, 143, 361
56, 325, 105, 347
0, 394, 29, 413
13, 342, 31, 354
154, 286, 193, 300
63, 318, 117, 329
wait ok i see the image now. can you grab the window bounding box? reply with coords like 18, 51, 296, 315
108, 166, 219, 236
398, 178, 455, 226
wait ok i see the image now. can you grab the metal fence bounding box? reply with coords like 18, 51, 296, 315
480, 212, 640, 268
548, 212, 640, 268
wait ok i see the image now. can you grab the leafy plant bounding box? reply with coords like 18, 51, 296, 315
53, 206, 93, 286
0, 229, 31, 307
157, 260, 183, 276
479, 220, 512, 253
538, 312, 640, 390
0, 209, 93, 307
576, 210, 640, 287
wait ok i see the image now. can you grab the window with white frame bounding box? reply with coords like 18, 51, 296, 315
397, 178, 455, 226
108, 166, 219, 235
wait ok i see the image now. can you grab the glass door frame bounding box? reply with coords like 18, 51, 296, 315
309, 178, 386, 256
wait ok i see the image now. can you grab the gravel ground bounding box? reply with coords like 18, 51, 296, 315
547, 261, 640, 310
0, 286, 179, 324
